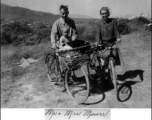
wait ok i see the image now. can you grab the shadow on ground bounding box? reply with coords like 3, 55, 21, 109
117, 69, 144, 102
117, 69, 144, 81
84, 69, 144, 105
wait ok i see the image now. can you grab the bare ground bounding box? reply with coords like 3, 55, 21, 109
1, 30, 151, 108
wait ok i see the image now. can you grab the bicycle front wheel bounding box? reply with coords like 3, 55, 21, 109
65, 65, 90, 104
87, 53, 100, 80
109, 59, 118, 97
46, 55, 61, 84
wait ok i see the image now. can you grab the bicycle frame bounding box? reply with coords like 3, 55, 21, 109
90, 42, 119, 67
88, 42, 120, 98
56, 44, 91, 70
55, 52, 70, 71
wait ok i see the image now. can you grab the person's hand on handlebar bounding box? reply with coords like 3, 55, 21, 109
94, 42, 98, 46
52, 42, 56, 49
55, 49, 59, 53
116, 38, 122, 43
90, 42, 97, 48
94, 42, 103, 47
84, 41, 90, 45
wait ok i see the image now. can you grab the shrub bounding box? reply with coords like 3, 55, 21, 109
84, 22, 96, 42
77, 21, 96, 42
35, 27, 51, 42
12, 35, 23, 46
1, 21, 33, 45
1, 20, 52, 45
118, 21, 130, 35
1, 31, 12, 44
76, 24, 86, 36
131, 16, 151, 25
2, 17, 150, 46
3, 21, 33, 34
25, 34, 39, 45
117, 18, 132, 35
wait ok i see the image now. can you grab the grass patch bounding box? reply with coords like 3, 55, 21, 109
11, 66, 27, 82
2, 42, 52, 67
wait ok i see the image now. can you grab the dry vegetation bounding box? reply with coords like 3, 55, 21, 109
1, 17, 151, 108
1, 16, 151, 46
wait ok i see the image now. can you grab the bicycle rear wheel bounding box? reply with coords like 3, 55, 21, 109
109, 59, 118, 97
65, 65, 90, 104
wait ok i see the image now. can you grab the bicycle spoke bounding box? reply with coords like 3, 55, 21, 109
117, 85, 132, 102
65, 66, 90, 104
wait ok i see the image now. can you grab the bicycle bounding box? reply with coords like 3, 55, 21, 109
45, 50, 62, 85
87, 42, 121, 99
45, 44, 92, 104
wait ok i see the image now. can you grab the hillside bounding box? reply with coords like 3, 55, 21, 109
1, 3, 59, 24
69, 14, 92, 19
1, 3, 93, 24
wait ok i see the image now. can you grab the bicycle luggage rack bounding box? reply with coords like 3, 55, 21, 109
57, 44, 91, 69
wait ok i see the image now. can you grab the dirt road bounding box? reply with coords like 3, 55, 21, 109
1, 30, 151, 108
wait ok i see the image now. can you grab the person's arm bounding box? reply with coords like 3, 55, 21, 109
58, 36, 64, 48
113, 19, 121, 42
71, 21, 78, 41
96, 23, 101, 44
50, 21, 58, 48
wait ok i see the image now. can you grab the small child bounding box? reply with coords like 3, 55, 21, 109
58, 27, 72, 50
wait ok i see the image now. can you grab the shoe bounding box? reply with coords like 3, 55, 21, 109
55, 80, 66, 92
117, 80, 126, 84
56, 85, 66, 92
56, 78, 66, 92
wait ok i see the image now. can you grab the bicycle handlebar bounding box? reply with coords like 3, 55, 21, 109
91, 41, 121, 50
96, 41, 120, 47
55, 41, 121, 54
56, 44, 91, 53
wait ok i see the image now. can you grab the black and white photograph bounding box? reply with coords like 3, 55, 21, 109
1, 0, 151, 109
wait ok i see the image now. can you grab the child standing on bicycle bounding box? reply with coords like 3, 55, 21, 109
58, 27, 73, 50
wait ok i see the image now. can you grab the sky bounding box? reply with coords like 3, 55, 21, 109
1, 0, 151, 18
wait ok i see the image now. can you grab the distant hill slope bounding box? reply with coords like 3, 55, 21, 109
69, 14, 92, 19
1, 3, 60, 24
1, 3, 93, 24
